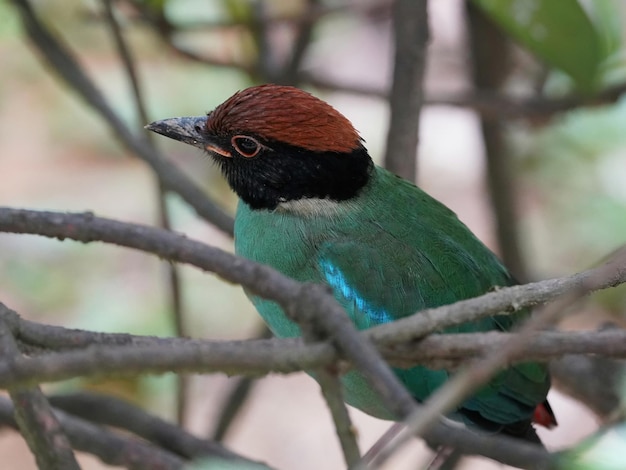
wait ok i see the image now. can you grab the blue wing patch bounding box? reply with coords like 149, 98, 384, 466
319, 258, 394, 327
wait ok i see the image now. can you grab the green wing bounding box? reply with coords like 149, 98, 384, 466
316, 202, 513, 332
316, 189, 549, 425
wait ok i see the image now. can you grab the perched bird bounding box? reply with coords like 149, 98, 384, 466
147, 84, 556, 442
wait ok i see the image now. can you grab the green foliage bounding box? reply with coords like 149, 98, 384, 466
472, 0, 607, 92
516, 98, 626, 285
0, 0, 20, 39
587, 0, 623, 60
185, 458, 271, 470
143, 0, 167, 11
162, 0, 226, 26
558, 422, 626, 469
222, 0, 254, 22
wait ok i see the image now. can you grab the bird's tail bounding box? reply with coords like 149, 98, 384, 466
533, 399, 558, 429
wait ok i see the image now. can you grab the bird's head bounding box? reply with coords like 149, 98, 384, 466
146, 84, 373, 211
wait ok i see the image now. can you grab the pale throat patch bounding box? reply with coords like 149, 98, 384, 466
275, 198, 354, 217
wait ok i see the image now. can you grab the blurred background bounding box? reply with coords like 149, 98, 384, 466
1, 0, 626, 468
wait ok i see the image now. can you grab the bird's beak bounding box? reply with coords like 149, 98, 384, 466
145, 116, 208, 151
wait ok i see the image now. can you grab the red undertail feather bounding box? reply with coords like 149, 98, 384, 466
533, 400, 558, 429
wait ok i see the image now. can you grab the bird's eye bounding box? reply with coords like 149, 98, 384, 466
232, 135, 261, 158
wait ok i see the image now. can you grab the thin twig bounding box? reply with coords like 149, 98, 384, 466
132, 0, 390, 76
0, 334, 330, 387
366, 246, 626, 345
307, 75, 626, 120
0, 396, 187, 470
250, 1, 277, 81
300, 314, 361, 468
210, 324, 271, 442
9, 297, 626, 371
383, 0, 429, 181
316, 368, 361, 467
100, 0, 190, 428
430, 423, 553, 469
550, 353, 624, 419
132, 0, 390, 31
11, 0, 234, 235
211, 377, 255, 442
378, 328, 626, 368
466, 2, 526, 281
3, 301, 626, 386
0, 318, 81, 470
277, 0, 320, 86
101, 0, 148, 121
47, 392, 257, 463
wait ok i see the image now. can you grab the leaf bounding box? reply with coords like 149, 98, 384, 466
585, 0, 622, 60
584, 0, 626, 88
472, 0, 604, 92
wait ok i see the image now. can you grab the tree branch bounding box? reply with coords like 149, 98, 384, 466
47, 392, 258, 464
316, 368, 361, 467
550, 351, 625, 419
0, 207, 624, 360
466, 2, 527, 280
379, 329, 626, 368
210, 325, 271, 442
0, 319, 80, 470
307, 75, 626, 121
0, 396, 186, 470
0, 208, 624, 468
0, 321, 615, 470
300, 314, 361, 467
276, 0, 320, 86
367, 246, 626, 345
383, 0, 428, 181
3, 298, 626, 387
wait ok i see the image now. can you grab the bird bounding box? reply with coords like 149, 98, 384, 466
146, 84, 557, 443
